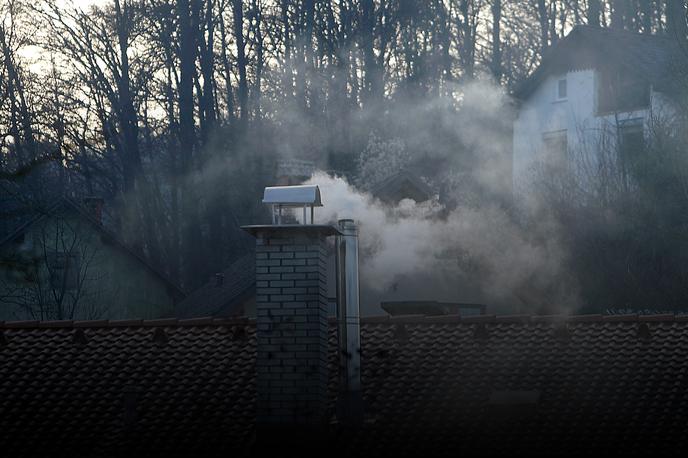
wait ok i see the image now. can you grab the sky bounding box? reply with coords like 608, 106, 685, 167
54, 0, 109, 9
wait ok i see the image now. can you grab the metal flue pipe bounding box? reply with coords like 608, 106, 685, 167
335, 219, 362, 424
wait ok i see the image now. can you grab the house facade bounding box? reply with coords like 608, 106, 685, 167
0, 198, 183, 320
512, 26, 684, 191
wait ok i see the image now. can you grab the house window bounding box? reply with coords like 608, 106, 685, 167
48, 252, 81, 291
598, 70, 650, 113
542, 130, 568, 168
618, 119, 644, 170
557, 78, 567, 100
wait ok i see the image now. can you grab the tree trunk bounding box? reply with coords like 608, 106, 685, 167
114, 0, 162, 267
218, 1, 235, 120
361, 0, 382, 103
302, 0, 316, 112
113, 0, 142, 193
537, 0, 549, 55
588, 0, 600, 27
199, 0, 217, 146
251, 0, 264, 120
232, 0, 248, 124
178, 0, 196, 169
491, 0, 501, 81
0, 24, 35, 163
178, 0, 203, 287
459, 0, 475, 79
280, 0, 294, 103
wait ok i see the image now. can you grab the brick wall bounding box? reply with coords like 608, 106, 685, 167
254, 229, 330, 426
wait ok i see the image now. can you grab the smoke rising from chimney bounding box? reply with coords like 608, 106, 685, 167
293, 77, 579, 315
180, 73, 579, 314
304, 171, 578, 315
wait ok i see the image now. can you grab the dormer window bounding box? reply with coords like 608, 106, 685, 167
598, 69, 650, 113
556, 78, 567, 100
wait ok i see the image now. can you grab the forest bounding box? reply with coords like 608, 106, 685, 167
2, 0, 688, 315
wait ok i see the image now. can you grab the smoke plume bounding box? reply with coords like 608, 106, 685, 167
305, 171, 578, 315
298, 77, 578, 315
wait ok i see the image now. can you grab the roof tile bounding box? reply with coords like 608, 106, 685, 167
2, 316, 688, 455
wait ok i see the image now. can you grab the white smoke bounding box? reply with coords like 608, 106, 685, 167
305, 171, 578, 315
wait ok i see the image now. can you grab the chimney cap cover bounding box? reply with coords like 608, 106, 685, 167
262, 185, 323, 207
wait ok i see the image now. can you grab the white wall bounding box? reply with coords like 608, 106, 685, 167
512, 68, 676, 192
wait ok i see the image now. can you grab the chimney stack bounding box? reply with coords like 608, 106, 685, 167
243, 185, 336, 428
335, 219, 362, 424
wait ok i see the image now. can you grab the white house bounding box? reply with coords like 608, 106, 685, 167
512, 26, 684, 191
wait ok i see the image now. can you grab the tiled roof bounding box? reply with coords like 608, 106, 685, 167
514, 25, 685, 100
2, 314, 688, 456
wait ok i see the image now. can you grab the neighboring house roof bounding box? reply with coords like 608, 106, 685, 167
370, 169, 434, 203
0, 197, 185, 299
381, 300, 486, 316
2, 314, 688, 455
513, 25, 685, 101
175, 253, 255, 318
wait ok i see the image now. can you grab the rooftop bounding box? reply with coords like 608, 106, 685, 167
2, 313, 688, 455
514, 25, 685, 100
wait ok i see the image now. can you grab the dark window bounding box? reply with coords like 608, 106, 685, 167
542, 130, 568, 169
619, 120, 644, 171
557, 78, 567, 99
48, 252, 80, 291
598, 70, 650, 113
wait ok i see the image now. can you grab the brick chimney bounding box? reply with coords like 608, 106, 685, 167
242, 185, 338, 430
248, 225, 337, 426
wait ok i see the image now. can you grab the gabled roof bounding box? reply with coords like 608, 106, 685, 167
2, 314, 688, 456
513, 25, 685, 101
0, 197, 184, 298
175, 252, 255, 318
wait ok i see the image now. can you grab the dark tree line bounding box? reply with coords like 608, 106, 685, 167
1, 0, 687, 295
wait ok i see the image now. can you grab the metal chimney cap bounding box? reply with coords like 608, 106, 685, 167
338, 218, 358, 235
262, 185, 323, 207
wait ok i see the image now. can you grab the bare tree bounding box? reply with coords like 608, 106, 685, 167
491, 0, 502, 81
0, 215, 111, 320
3, 0, 682, 300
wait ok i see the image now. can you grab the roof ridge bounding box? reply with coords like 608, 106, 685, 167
572, 24, 675, 41
0, 316, 255, 329
359, 313, 688, 324
3, 313, 688, 329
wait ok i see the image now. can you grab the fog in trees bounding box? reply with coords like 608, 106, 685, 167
1, 0, 688, 315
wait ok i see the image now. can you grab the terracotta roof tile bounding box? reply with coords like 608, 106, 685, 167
1, 315, 688, 455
